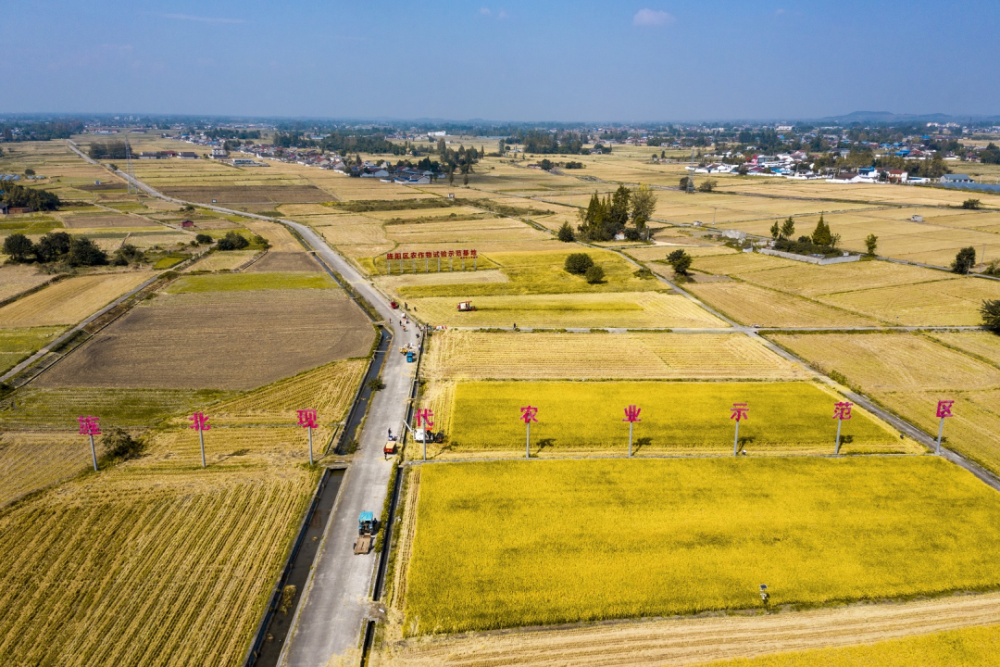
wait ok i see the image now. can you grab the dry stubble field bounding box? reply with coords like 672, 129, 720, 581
0, 272, 155, 328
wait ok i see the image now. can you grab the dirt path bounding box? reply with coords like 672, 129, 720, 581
379, 592, 1000, 667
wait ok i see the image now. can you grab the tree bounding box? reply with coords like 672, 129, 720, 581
112, 244, 144, 266
23, 168, 35, 176
557, 221, 575, 242
564, 253, 594, 274
811, 215, 832, 246
463, 172, 469, 186
100, 427, 145, 462
35, 231, 72, 262
982, 299, 1000, 332
667, 249, 693, 275
217, 231, 250, 251
697, 179, 717, 193
609, 185, 631, 229
585, 265, 605, 284
68, 237, 108, 266
770, 221, 780, 240
448, 165, 455, 186
2, 233, 34, 263
630, 184, 657, 232
952, 246, 976, 274
195, 233, 213, 244
679, 176, 692, 191
963, 198, 982, 210
780, 216, 795, 240
864, 233, 878, 256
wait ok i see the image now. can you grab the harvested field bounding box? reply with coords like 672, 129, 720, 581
36, 289, 374, 390
0, 272, 155, 328
244, 251, 321, 273
927, 331, 1000, 367
317, 221, 388, 246
140, 426, 333, 469
386, 218, 549, 244
377, 270, 509, 291
182, 249, 259, 272
241, 219, 305, 252
441, 381, 901, 454
0, 265, 52, 303
770, 333, 1000, 474
382, 594, 1000, 667
687, 283, 880, 328
0, 466, 314, 666
157, 185, 332, 204
0, 432, 91, 507
737, 260, 954, 297
423, 331, 806, 380
403, 458, 1000, 635
819, 278, 1000, 326
409, 292, 728, 328
62, 214, 145, 228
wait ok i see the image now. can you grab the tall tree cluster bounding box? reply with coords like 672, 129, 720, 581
577, 184, 658, 241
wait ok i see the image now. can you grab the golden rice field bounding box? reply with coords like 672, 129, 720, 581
0, 466, 315, 666
0, 272, 155, 328
404, 458, 1000, 635
385, 217, 550, 244
0, 264, 52, 302
687, 282, 880, 328
439, 381, 902, 455
409, 292, 728, 328
702, 623, 1000, 667
0, 431, 92, 507
422, 331, 807, 380
819, 278, 1000, 326
770, 333, 1000, 475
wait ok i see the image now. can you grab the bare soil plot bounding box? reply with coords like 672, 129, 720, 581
0, 272, 155, 328
688, 282, 880, 328
244, 251, 320, 273
240, 219, 305, 252
181, 250, 259, 272
423, 331, 805, 380
410, 292, 728, 329
380, 592, 1000, 667
37, 289, 374, 390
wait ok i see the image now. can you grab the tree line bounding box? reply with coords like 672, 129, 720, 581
3, 231, 109, 267
572, 184, 657, 242
1, 180, 61, 211
88, 141, 129, 160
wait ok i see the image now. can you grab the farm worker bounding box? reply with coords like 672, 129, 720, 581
388, 428, 392, 438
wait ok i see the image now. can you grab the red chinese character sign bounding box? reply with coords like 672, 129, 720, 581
936, 399, 954, 455
521, 406, 538, 458
623, 405, 642, 457
78, 415, 101, 471
833, 401, 853, 455
385, 249, 478, 275
297, 409, 319, 465
415, 409, 435, 461
730, 403, 748, 456
189, 412, 210, 468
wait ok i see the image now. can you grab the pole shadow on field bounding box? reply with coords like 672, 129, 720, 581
737, 436, 755, 455
632, 437, 652, 455
535, 438, 555, 455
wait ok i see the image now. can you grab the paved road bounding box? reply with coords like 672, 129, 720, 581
67, 141, 420, 665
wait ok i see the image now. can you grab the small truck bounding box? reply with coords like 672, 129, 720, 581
354, 511, 378, 555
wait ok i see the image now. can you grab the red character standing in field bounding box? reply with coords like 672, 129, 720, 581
190, 412, 211, 468
730, 403, 748, 456
623, 405, 641, 457
520, 406, 538, 459
297, 409, 319, 465
833, 401, 853, 455
415, 408, 434, 429
78, 415, 101, 472
935, 399, 955, 455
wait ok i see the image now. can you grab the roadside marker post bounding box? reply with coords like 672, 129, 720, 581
189, 412, 211, 467
78, 415, 101, 472
936, 399, 955, 455
297, 409, 319, 465
520, 406, 538, 459
833, 401, 853, 455
730, 403, 748, 456
623, 404, 641, 457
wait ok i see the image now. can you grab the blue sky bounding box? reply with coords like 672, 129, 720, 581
4, 1, 999, 121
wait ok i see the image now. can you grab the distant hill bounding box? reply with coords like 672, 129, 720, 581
820, 110, 998, 124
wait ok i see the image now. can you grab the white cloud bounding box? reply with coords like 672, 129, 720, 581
776, 8, 786, 15
633, 9, 675, 27
162, 13, 245, 25
498, 10, 509, 19
480, 7, 492, 15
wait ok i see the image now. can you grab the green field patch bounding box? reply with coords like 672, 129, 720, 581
152, 255, 187, 269
0, 326, 65, 374
448, 381, 898, 453
406, 458, 1000, 634
0, 218, 64, 236
165, 272, 336, 294
0, 387, 235, 429
396, 249, 666, 298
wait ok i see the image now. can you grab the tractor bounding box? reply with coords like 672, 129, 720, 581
457, 300, 476, 312
354, 511, 379, 555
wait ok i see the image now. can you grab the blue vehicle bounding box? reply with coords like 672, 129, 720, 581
354, 511, 378, 554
